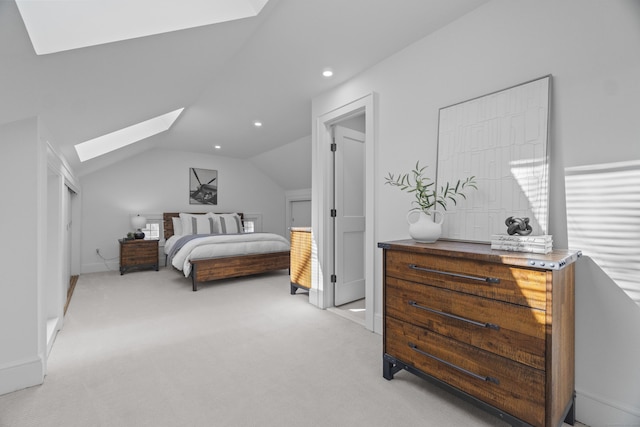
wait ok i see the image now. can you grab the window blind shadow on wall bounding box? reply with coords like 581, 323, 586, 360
565, 160, 640, 306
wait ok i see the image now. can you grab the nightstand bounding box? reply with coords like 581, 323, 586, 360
119, 239, 159, 275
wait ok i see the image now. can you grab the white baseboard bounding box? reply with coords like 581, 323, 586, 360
576, 388, 640, 427
0, 357, 44, 396
374, 312, 383, 335
46, 316, 62, 357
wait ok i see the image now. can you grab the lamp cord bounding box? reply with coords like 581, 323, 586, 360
96, 249, 118, 271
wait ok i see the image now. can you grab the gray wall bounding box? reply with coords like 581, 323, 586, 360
250, 135, 311, 191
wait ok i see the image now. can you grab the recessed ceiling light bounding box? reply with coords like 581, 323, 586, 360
214, 145, 221, 149
74, 108, 184, 162
254, 121, 263, 127
322, 69, 334, 78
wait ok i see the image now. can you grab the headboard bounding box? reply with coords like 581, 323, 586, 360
163, 212, 244, 240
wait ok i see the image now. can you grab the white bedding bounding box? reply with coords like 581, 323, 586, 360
166, 233, 290, 277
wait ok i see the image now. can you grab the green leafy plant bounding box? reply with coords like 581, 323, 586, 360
384, 161, 477, 214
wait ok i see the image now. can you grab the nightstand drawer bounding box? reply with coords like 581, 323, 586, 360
121, 252, 156, 264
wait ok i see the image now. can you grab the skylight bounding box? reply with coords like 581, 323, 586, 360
75, 108, 184, 162
16, 0, 270, 55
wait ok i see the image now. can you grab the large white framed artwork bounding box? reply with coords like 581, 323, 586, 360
436, 75, 551, 243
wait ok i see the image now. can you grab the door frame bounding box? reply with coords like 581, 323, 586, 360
43, 143, 81, 369
311, 92, 376, 332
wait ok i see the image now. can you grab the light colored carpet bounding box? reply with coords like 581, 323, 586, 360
0, 268, 582, 427
328, 298, 365, 326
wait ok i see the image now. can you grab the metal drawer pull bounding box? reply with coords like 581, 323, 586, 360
408, 264, 500, 284
408, 301, 500, 331
408, 342, 500, 385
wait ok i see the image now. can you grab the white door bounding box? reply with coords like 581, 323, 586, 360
334, 126, 366, 306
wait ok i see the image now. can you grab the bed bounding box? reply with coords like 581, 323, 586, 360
163, 212, 290, 291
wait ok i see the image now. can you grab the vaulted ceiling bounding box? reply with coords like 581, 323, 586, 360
0, 0, 488, 176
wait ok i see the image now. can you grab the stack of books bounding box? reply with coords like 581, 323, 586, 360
490, 234, 553, 254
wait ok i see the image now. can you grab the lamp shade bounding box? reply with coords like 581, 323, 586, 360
131, 214, 147, 230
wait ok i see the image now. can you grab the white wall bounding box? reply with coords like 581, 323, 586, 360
80, 148, 287, 273
0, 117, 47, 394
312, 1, 640, 425
250, 134, 312, 191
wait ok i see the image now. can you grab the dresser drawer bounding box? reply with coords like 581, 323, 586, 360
386, 317, 545, 426
385, 250, 548, 310
386, 276, 546, 370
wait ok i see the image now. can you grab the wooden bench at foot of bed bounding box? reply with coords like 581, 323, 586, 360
191, 251, 290, 291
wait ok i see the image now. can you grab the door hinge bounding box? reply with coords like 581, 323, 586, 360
330, 142, 337, 152
331, 274, 337, 283
330, 209, 337, 217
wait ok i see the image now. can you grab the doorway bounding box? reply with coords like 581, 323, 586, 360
290, 200, 311, 228
45, 171, 77, 356
285, 188, 312, 233
312, 92, 376, 332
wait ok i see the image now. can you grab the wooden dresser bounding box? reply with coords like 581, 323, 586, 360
378, 239, 580, 427
290, 227, 311, 294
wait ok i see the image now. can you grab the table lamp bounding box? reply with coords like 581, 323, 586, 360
131, 214, 147, 239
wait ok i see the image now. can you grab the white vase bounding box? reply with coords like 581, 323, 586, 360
406, 210, 443, 243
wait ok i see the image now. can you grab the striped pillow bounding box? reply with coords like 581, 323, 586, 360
172, 217, 183, 236
214, 213, 243, 234
179, 213, 219, 235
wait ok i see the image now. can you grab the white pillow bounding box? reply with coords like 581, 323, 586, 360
214, 213, 243, 234
172, 217, 183, 236
179, 213, 219, 235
